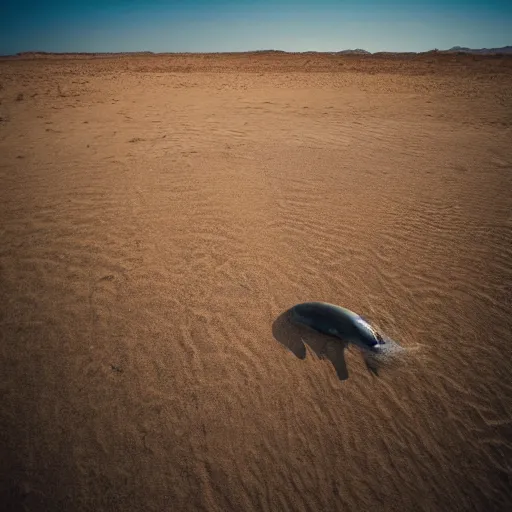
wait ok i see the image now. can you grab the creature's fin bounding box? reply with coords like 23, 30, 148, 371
326, 341, 349, 381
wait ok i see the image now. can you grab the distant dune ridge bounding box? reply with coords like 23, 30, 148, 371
447, 45, 512, 54
3, 45, 511, 58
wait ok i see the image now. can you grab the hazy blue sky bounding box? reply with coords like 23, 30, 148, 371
1, 1, 511, 54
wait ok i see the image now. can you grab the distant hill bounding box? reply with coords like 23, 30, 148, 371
446, 46, 512, 54
335, 49, 371, 55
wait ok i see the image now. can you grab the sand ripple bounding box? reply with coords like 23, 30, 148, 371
1, 55, 511, 511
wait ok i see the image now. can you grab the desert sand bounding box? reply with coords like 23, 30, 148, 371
1, 52, 511, 511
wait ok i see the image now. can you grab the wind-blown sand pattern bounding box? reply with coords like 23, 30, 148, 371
1, 53, 511, 511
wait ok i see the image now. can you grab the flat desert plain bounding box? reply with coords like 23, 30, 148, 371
1, 52, 511, 511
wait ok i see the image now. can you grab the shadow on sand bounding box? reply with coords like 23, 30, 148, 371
272, 308, 380, 381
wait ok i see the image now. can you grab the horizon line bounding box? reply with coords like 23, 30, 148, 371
3, 45, 512, 58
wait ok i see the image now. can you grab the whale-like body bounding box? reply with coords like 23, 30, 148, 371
290, 302, 387, 353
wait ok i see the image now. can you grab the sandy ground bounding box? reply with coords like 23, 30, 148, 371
1, 53, 511, 511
